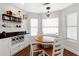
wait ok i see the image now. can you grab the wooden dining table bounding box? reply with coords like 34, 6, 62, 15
34, 35, 59, 45
31, 35, 59, 56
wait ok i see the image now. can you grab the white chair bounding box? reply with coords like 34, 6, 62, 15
30, 36, 44, 56
52, 39, 64, 56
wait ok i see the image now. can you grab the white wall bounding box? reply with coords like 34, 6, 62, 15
0, 3, 29, 33
0, 3, 27, 17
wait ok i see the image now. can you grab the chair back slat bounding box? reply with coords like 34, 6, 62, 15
53, 39, 64, 56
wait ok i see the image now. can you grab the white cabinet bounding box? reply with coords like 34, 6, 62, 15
9, 34, 30, 55
0, 38, 11, 56
10, 35, 30, 55
11, 44, 20, 55
10, 42, 25, 55
24, 34, 30, 47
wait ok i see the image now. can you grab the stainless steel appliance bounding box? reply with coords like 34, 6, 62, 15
11, 35, 24, 45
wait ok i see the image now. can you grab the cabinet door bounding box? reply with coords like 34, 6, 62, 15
24, 35, 30, 47
0, 38, 10, 56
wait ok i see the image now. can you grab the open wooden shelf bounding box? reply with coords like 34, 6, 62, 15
2, 14, 22, 23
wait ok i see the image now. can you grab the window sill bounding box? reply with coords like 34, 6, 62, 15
67, 39, 78, 43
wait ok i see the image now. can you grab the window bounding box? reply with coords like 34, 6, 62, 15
30, 19, 38, 36
42, 18, 59, 35
67, 12, 77, 40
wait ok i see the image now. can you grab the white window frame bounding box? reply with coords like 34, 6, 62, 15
30, 18, 38, 36
66, 12, 77, 41
42, 18, 59, 35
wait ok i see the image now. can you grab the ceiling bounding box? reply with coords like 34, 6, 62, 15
13, 3, 73, 13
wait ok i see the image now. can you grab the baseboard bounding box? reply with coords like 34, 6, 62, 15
65, 45, 79, 56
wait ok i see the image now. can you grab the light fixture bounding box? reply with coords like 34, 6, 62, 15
46, 6, 51, 17
46, 7, 50, 10
46, 14, 50, 17
43, 3, 50, 5
18, 10, 21, 17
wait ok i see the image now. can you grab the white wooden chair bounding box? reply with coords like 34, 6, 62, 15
52, 39, 64, 56
30, 36, 45, 56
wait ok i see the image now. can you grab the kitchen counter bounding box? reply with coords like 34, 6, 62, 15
0, 31, 30, 39
0, 33, 30, 56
